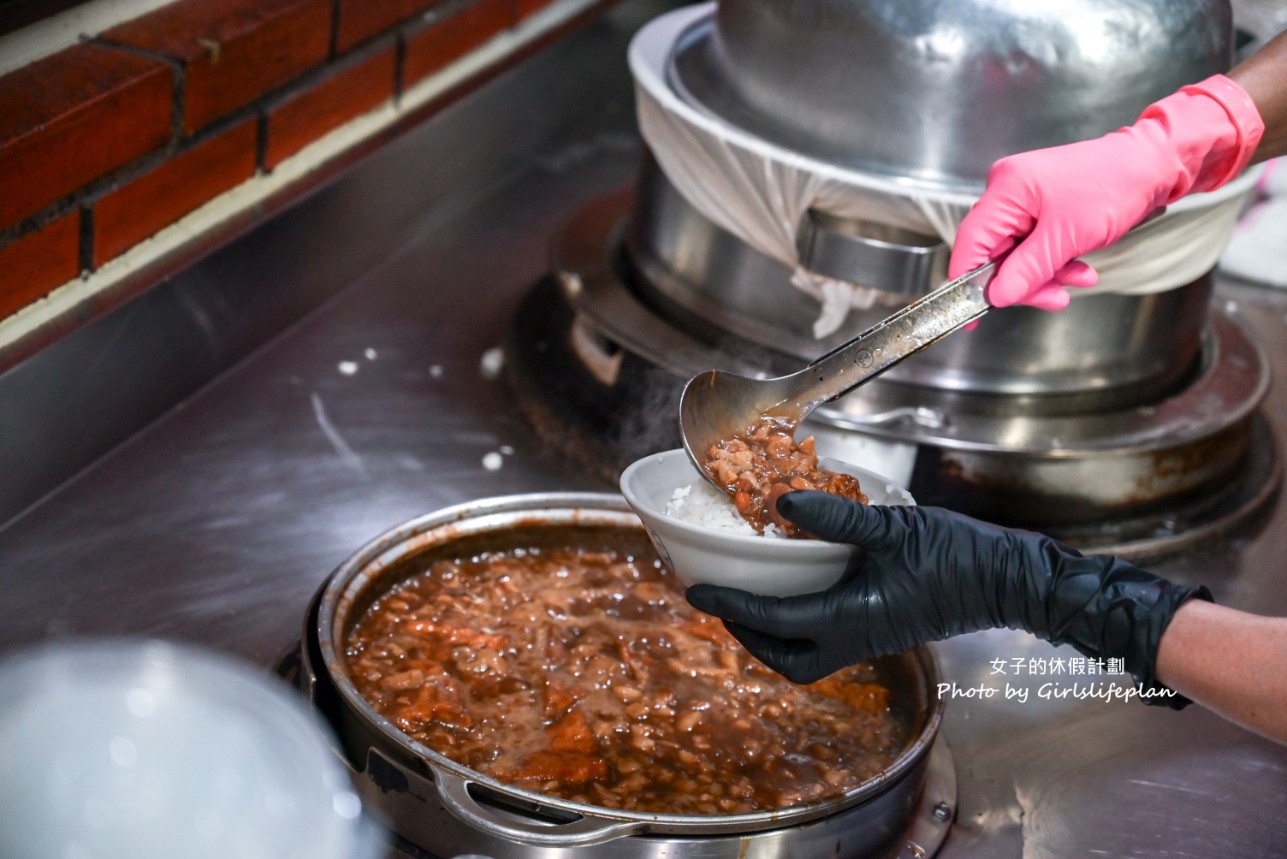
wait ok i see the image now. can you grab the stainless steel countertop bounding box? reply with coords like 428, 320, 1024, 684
2, 2, 1285, 855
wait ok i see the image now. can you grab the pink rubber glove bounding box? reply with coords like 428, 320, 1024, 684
951, 74, 1265, 311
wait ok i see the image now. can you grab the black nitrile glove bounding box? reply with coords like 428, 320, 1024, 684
685, 491, 1211, 708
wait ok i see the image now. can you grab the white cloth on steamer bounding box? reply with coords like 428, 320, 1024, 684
630, 4, 1261, 337
1220, 157, 1287, 288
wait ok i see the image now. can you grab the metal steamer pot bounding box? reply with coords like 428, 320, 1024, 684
633, 0, 1235, 414
628, 159, 1214, 415
303, 494, 953, 858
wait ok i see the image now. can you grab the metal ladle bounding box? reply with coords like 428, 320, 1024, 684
679, 262, 998, 484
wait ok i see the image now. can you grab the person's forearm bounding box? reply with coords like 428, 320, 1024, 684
1229, 27, 1287, 162
1155, 600, 1287, 744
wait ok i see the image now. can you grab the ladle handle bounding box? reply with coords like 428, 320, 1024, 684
791, 262, 996, 412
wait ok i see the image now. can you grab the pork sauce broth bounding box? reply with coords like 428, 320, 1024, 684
343, 525, 910, 815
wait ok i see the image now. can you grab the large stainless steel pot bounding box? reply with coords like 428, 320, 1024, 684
303, 494, 954, 858
628, 0, 1236, 414
628, 160, 1212, 415
672, 0, 1233, 187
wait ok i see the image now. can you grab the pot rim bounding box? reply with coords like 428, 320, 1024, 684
316, 492, 945, 835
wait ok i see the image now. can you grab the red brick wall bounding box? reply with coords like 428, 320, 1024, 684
0, 0, 597, 330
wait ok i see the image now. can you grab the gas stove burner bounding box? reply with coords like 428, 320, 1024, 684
506, 192, 1280, 560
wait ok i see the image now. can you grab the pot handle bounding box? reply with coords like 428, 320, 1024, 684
797, 209, 947, 295
433, 769, 647, 847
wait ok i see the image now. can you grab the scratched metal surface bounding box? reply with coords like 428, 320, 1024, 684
2, 2, 1287, 856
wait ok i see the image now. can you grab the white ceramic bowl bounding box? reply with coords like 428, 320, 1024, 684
619, 448, 915, 597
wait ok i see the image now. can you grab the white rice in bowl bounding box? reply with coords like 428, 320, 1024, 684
665, 482, 784, 538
